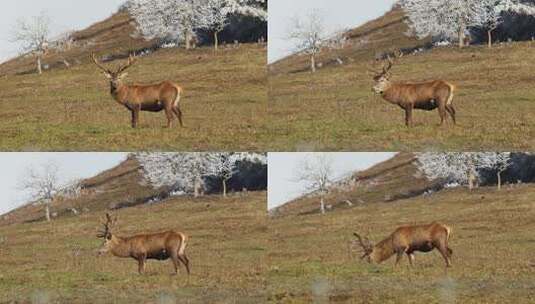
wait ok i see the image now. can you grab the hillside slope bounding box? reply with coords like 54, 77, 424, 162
1, 156, 165, 226
267, 6, 535, 150
272, 153, 443, 217
1, 191, 267, 303
0, 12, 155, 76
268, 185, 535, 303
0, 10, 267, 151
269, 6, 428, 75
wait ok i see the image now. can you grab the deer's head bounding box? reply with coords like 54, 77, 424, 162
370, 51, 402, 94
96, 213, 117, 256
353, 232, 375, 263
91, 53, 136, 92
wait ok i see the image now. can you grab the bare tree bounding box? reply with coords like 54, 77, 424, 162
11, 12, 51, 75
294, 153, 333, 214
18, 162, 61, 222
286, 10, 326, 73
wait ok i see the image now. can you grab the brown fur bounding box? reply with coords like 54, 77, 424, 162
371, 52, 456, 127
354, 222, 452, 269
91, 53, 184, 128
97, 213, 190, 275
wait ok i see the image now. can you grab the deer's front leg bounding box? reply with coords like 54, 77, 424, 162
404, 105, 413, 128
137, 254, 147, 274
130, 105, 140, 128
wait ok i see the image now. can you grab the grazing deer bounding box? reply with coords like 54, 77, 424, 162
91, 53, 184, 128
97, 213, 190, 275
353, 222, 452, 269
370, 51, 456, 127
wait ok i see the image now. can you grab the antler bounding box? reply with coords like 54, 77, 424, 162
383, 50, 403, 75
116, 54, 137, 74
91, 53, 111, 74
353, 232, 372, 250
97, 213, 117, 238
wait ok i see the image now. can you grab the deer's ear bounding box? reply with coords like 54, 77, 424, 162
118, 72, 128, 80
103, 72, 112, 79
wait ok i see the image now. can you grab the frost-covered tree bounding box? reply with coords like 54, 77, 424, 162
401, 0, 535, 48
128, 0, 267, 50
477, 0, 505, 48
294, 153, 333, 214
136, 152, 212, 196
136, 152, 265, 197
476, 152, 511, 190
11, 12, 51, 74
417, 152, 512, 190
200, 0, 267, 50
129, 0, 206, 49
286, 10, 327, 73
206, 153, 237, 197
18, 162, 61, 222
401, 0, 484, 48
199, 0, 233, 50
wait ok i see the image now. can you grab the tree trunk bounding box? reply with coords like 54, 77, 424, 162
488, 29, 493, 48
214, 31, 219, 51
458, 20, 466, 48
185, 31, 191, 50
320, 195, 325, 214
37, 55, 42, 75
468, 169, 475, 191
310, 55, 316, 73
222, 179, 227, 197
497, 171, 502, 190
194, 177, 201, 198
45, 204, 51, 222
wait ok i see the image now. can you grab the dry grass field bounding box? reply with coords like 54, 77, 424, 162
267, 8, 535, 151
0, 192, 267, 303
267, 185, 535, 303
0, 12, 267, 151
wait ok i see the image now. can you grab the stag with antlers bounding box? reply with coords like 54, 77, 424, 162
91, 53, 184, 128
352, 222, 453, 269
369, 51, 457, 127
97, 213, 190, 275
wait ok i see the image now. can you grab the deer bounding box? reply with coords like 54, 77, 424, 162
353, 222, 452, 270
91, 53, 184, 129
96, 213, 190, 275
370, 51, 457, 127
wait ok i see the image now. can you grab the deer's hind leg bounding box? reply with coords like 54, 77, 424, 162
446, 105, 456, 125
437, 244, 452, 268
170, 250, 180, 275
179, 254, 190, 275
172, 106, 184, 128
164, 104, 175, 128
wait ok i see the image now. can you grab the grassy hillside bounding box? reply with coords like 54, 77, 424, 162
0, 12, 154, 76
0, 13, 267, 151
272, 153, 444, 216
0, 192, 267, 303
267, 185, 535, 303
267, 7, 535, 151
0, 156, 167, 226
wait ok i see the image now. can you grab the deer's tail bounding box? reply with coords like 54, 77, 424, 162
173, 85, 183, 108
444, 225, 453, 256
446, 83, 455, 106
178, 232, 188, 256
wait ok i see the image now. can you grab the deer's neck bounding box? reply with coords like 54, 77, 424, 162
371, 237, 395, 263
111, 83, 129, 103
381, 83, 398, 102
110, 236, 131, 258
